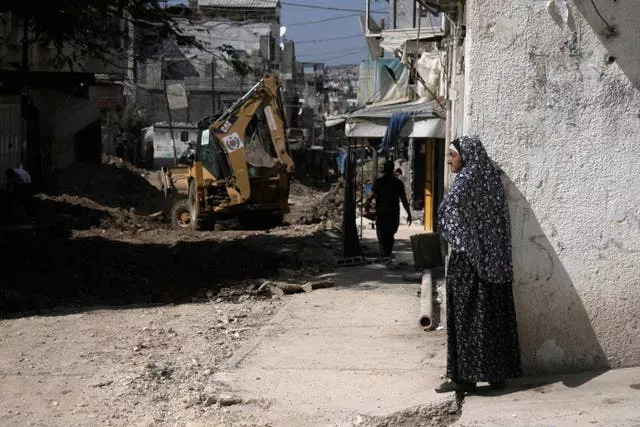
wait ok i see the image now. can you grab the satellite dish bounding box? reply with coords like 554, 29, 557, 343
279, 26, 287, 38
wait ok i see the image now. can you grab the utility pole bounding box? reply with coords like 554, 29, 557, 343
20, 16, 30, 169
161, 57, 178, 165
186, 89, 190, 122
211, 57, 216, 115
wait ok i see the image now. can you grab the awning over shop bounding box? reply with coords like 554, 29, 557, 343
349, 98, 439, 119
343, 99, 444, 139
324, 116, 346, 128
345, 117, 444, 138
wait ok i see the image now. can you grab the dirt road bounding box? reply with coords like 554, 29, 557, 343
0, 160, 341, 426
0, 300, 284, 426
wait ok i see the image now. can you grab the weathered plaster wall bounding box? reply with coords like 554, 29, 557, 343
462, 0, 640, 373
177, 18, 277, 58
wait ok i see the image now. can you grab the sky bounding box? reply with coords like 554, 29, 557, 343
167, 0, 390, 66
279, 0, 387, 66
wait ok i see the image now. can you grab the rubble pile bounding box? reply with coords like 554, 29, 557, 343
309, 179, 344, 229
0, 226, 339, 314
21, 157, 168, 232
30, 193, 164, 232
289, 181, 321, 199
50, 158, 165, 216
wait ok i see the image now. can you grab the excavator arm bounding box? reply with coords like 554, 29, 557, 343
190, 74, 294, 211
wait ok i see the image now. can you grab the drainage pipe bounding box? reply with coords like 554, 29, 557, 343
419, 269, 435, 331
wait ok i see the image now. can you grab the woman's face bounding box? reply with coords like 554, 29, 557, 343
448, 149, 462, 173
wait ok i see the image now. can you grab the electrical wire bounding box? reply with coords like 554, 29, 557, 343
589, 0, 615, 34
296, 47, 366, 58
280, 2, 386, 14
297, 52, 368, 64
306, 50, 369, 63
286, 13, 362, 26
295, 34, 364, 44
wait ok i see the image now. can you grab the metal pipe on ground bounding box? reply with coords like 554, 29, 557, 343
419, 266, 445, 331
419, 269, 436, 331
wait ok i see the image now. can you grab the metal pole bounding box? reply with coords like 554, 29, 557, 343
359, 141, 364, 239
162, 57, 178, 165
20, 16, 30, 169
211, 57, 216, 115
186, 90, 190, 123
343, 139, 362, 258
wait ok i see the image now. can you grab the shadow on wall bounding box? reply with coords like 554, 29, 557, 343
502, 174, 610, 382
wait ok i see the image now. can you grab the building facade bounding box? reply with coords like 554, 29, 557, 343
0, 11, 126, 186
136, 0, 282, 124
434, 0, 640, 373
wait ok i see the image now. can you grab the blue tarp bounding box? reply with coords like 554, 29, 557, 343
336, 149, 347, 175
379, 112, 410, 154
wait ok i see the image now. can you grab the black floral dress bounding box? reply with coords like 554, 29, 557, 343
438, 136, 522, 383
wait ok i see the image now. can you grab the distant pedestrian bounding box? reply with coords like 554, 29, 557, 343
435, 135, 522, 394
5, 166, 33, 214
364, 160, 412, 259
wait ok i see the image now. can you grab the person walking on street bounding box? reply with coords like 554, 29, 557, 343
364, 160, 412, 259
5, 166, 32, 215
435, 135, 522, 394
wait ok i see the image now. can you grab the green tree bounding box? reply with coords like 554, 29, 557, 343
0, 0, 200, 70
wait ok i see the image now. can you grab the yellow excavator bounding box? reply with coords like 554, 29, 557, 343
161, 74, 295, 230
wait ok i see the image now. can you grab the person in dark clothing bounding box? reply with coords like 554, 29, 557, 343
5, 166, 32, 214
435, 135, 522, 394
364, 160, 412, 258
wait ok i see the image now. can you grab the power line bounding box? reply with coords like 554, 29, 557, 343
280, 2, 386, 14
295, 34, 364, 44
297, 46, 366, 57
297, 47, 368, 61
286, 13, 361, 27
308, 50, 369, 64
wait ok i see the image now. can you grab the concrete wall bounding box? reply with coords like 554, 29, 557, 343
136, 87, 245, 124
459, 0, 640, 374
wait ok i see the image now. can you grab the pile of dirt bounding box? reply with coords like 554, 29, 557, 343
0, 225, 339, 315
289, 181, 323, 199
50, 158, 165, 216
31, 194, 165, 232
308, 179, 345, 229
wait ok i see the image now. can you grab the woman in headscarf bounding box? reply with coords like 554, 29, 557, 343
435, 135, 522, 393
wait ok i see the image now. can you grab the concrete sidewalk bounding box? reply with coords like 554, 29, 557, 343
205, 224, 640, 426
455, 367, 640, 426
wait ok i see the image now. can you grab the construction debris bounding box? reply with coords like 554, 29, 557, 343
51, 156, 165, 216
308, 180, 344, 229
255, 279, 335, 297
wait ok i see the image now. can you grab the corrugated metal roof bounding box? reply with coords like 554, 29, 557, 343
198, 0, 279, 8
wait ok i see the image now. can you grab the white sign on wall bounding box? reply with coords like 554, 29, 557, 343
166, 83, 188, 110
